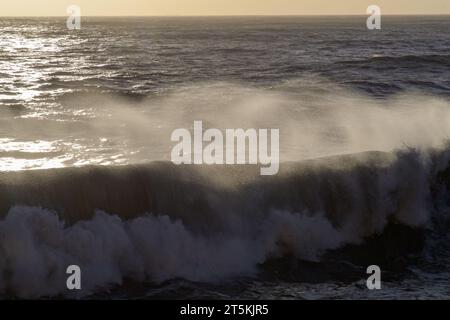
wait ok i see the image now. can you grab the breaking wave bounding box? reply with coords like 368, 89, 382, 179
0, 147, 449, 298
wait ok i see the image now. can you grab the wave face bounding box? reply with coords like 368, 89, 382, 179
0, 147, 449, 298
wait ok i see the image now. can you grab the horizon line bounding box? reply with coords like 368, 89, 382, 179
1, 13, 450, 18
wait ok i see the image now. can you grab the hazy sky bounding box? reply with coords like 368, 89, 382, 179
1, 0, 450, 16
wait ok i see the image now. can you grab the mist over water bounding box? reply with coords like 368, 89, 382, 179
0, 16, 450, 299
2, 81, 450, 171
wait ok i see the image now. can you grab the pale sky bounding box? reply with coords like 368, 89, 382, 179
1, 0, 450, 16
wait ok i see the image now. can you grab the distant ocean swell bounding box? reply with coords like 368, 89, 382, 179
0, 147, 449, 298
337, 54, 450, 68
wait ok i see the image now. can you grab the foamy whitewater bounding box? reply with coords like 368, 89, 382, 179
0, 16, 450, 299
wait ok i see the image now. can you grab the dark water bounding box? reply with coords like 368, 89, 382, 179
0, 16, 450, 299
2, 16, 450, 96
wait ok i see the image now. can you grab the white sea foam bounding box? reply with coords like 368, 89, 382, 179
0, 145, 448, 298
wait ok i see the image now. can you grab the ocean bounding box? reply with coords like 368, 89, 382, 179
0, 16, 450, 299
